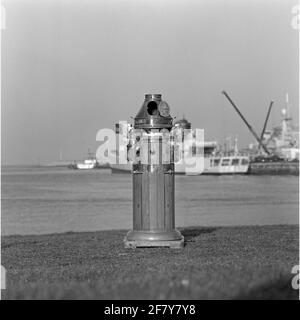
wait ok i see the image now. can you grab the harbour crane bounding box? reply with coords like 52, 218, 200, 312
222, 90, 271, 155
258, 100, 274, 153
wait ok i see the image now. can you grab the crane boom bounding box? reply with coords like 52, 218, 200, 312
258, 100, 274, 152
222, 90, 271, 155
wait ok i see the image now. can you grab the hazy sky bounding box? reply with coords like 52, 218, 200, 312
1, 0, 299, 164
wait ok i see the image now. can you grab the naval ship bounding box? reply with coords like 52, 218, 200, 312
222, 91, 299, 175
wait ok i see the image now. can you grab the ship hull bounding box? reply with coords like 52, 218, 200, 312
202, 166, 249, 175
75, 164, 96, 170
249, 161, 299, 175
110, 164, 132, 173
110, 162, 249, 175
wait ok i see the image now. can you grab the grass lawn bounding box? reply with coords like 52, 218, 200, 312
1, 225, 299, 299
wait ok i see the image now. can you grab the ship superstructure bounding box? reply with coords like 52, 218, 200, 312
259, 94, 299, 160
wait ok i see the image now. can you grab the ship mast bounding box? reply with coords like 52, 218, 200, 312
233, 136, 239, 155
281, 93, 292, 143
222, 90, 271, 155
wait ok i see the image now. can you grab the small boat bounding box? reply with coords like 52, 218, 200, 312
203, 154, 249, 175
75, 158, 98, 170
69, 151, 99, 170
175, 133, 250, 175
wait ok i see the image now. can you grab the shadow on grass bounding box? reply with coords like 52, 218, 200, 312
234, 275, 299, 300
180, 227, 218, 242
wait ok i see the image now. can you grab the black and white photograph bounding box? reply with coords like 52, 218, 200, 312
0, 0, 299, 303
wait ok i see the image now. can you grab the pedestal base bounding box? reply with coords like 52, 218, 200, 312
124, 230, 185, 249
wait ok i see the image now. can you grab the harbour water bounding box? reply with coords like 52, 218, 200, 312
1, 166, 299, 236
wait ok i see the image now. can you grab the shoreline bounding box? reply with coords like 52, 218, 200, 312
2, 222, 299, 238
2, 224, 299, 300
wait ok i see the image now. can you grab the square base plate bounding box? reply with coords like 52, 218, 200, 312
124, 237, 184, 249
